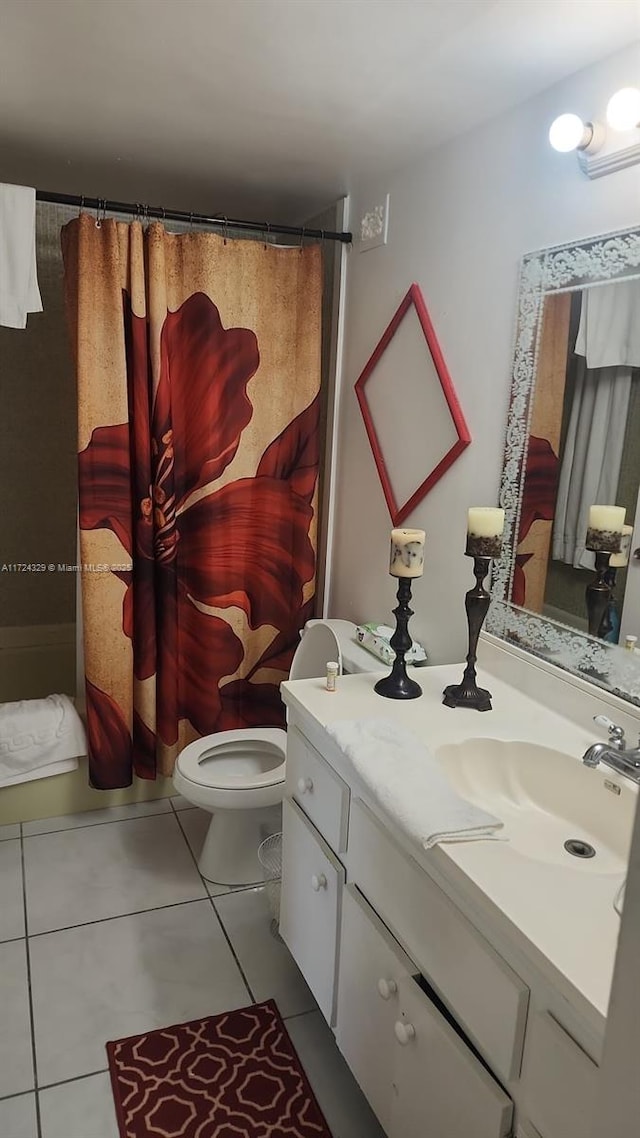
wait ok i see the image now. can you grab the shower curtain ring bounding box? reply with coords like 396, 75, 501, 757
79, 195, 85, 217
223, 217, 229, 245
95, 199, 102, 228
263, 221, 271, 250
299, 226, 306, 253
189, 211, 194, 232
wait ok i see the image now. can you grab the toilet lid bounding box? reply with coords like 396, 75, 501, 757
176, 728, 286, 790
290, 622, 342, 680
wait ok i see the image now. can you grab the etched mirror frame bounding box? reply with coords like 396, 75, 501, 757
486, 224, 640, 704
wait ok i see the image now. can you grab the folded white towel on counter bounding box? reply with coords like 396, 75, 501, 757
325, 718, 503, 850
0, 183, 42, 328
0, 695, 85, 787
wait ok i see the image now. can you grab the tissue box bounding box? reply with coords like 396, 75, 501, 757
355, 623, 428, 666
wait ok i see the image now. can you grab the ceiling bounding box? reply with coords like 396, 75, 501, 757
0, 0, 638, 222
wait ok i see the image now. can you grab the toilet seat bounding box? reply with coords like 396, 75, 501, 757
176, 728, 286, 791
175, 622, 345, 800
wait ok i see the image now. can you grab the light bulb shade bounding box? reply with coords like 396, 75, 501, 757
606, 87, 640, 132
549, 113, 589, 152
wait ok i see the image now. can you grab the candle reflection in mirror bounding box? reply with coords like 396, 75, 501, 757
585, 505, 626, 638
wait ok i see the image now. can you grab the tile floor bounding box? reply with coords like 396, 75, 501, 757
0, 796, 384, 1138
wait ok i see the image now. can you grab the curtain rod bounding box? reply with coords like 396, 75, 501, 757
35, 191, 352, 244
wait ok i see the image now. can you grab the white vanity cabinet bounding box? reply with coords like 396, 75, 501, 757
279, 702, 606, 1138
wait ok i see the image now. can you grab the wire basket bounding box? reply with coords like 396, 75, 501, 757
258, 832, 282, 925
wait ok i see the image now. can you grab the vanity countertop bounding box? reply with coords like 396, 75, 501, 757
281, 659, 638, 1037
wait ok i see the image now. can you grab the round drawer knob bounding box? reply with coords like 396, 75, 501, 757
311, 873, 327, 892
377, 978, 398, 1000
297, 776, 313, 795
394, 1021, 416, 1046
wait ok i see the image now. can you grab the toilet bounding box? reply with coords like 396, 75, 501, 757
173, 619, 370, 885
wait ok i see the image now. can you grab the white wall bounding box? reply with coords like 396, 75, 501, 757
329, 44, 640, 663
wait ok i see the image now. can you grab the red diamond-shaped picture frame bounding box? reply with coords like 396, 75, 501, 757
354, 283, 471, 525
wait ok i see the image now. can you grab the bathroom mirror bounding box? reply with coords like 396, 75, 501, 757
486, 225, 640, 705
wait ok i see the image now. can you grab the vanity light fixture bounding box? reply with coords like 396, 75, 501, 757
606, 87, 640, 132
549, 85, 640, 178
548, 113, 599, 154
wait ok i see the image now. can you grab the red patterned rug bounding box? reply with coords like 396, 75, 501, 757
107, 999, 332, 1138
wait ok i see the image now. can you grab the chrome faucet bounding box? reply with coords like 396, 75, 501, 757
582, 715, 640, 784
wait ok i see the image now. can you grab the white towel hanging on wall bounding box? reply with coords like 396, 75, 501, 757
0, 183, 43, 328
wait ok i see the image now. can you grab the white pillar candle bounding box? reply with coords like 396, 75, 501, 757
466, 507, 505, 558
588, 505, 626, 532
586, 504, 626, 553
610, 525, 633, 568
389, 528, 425, 578
467, 507, 505, 537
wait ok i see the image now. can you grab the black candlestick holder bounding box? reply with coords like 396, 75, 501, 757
598, 566, 618, 640
586, 551, 612, 638
443, 555, 493, 712
374, 577, 422, 700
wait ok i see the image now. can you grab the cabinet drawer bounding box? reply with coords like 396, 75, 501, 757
522, 1012, 598, 1138
337, 885, 512, 1138
279, 798, 344, 1025
348, 798, 529, 1083
286, 726, 349, 851
336, 886, 416, 1132
393, 972, 513, 1138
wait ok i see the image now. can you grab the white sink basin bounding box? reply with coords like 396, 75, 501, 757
435, 738, 636, 873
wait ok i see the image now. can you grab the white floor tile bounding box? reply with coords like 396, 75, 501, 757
215, 886, 315, 1018
0, 838, 25, 941
23, 798, 172, 837
170, 795, 196, 812
175, 809, 231, 897
0, 940, 34, 1097
30, 899, 250, 1086
287, 1011, 386, 1138
0, 823, 20, 841
24, 813, 206, 934
175, 805, 208, 856
40, 1073, 118, 1138
0, 1093, 37, 1138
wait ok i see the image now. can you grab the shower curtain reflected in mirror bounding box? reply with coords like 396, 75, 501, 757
62, 215, 322, 789
552, 280, 640, 571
